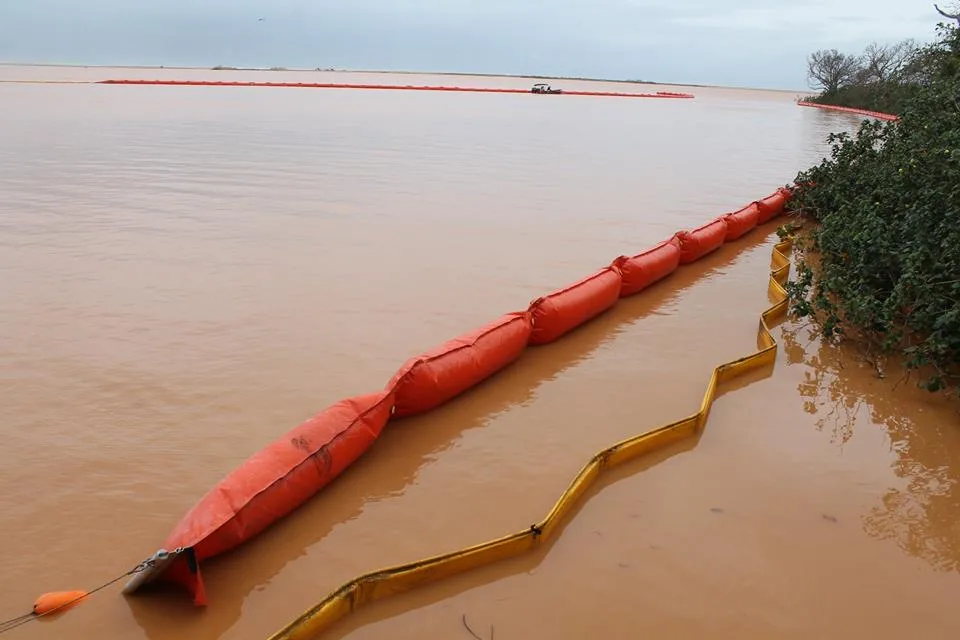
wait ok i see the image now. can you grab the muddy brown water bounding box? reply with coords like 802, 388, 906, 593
1, 66, 957, 640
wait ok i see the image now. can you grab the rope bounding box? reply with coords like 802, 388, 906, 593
0, 616, 33, 635
0, 554, 166, 636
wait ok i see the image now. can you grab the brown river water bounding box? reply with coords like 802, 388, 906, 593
1, 65, 957, 640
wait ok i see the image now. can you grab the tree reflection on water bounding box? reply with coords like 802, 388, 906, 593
780, 321, 960, 573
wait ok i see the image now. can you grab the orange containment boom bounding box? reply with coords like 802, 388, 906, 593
388, 312, 533, 419
612, 236, 682, 298
677, 216, 728, 264
123, 392, 396, 605
123, 185, 792, 607
96, 79, 695, 99
796, 100, 898, 121
756, 188, 792, 224
528, 267, 622, 345
723, 202, 761, 241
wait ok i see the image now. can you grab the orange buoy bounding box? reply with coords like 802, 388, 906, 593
32, 590, 87, 616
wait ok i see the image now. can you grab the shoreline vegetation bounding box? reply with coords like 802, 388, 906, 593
785, 5, 959, 395
802, 4, 960, 115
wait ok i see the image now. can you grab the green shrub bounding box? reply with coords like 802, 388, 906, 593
787, 23, 960, 394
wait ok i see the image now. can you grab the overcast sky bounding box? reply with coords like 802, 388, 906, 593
0, 0, 947, 90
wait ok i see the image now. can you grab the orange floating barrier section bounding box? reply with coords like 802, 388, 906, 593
96, 78, 695, 99
119, 185, 793, 608
723, 203, 760, 241
613, 236, 682, 297
757, 190, 789, 224
796, 100, 898, 121
147, 392, 396, 605
677, 217, 728, 264
389, 313, 532, 419
528, 267, 622, 345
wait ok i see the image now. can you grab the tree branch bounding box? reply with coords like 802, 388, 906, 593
934, 3, 960, 22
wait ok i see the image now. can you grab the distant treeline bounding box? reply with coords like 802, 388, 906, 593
804, 5, 960, 114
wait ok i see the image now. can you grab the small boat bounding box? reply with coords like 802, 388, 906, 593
531, 83, 562, 94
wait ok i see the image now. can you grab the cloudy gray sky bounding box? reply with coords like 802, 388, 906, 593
0, 0, 947, 90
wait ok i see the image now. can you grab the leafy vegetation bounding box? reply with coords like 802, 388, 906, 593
804, 5, 959, 114
804, 42, 919, 114
786, 15, 960, 394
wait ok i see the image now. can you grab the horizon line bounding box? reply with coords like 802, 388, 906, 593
0, 60, 814, 95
